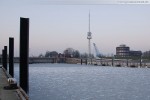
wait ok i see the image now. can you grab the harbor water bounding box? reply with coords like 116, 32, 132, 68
14, 63, 150, 100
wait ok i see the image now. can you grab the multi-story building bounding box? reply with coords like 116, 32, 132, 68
116, 44, 142, 58
116, 44, 130, 57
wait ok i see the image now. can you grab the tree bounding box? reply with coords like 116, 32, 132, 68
63, 48, 80, 58
80, 53, 95, 58
63, 48, 74, 58
73, 50, 80, 58
49, 51, 58, 57
38, 53, 44, 58
45, 51, 50, 57
45, 51, 58, 58
80, 53, 88, 58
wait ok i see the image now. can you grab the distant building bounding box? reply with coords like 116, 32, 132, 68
116, 44, 130, 57
116, 44, 142, 58
143, 51, 150, 58
130, 51, 142, 57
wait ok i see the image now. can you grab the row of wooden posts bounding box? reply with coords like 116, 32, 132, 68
1, 18, 29, 93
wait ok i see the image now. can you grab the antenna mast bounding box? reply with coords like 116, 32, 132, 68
89, 10, 90, 32
87, 11, 92, 58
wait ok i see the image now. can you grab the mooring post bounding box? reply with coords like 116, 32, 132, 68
2, 49, 4, 67
112, 56, 114, 66
126, 58, 128, 67
9, 37, 14, 77
81, 59, 82, 65
91, 58, 92, 65
140, 55, 142, 67
20, 17, 29, 93
4, 46, 7, 70
85, 59, 87, 65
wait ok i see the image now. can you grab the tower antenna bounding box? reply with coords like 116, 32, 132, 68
89, 10, 90, 32
87, 10, 92, 59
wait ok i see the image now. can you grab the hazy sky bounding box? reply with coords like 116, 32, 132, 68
0, 1, 150, 56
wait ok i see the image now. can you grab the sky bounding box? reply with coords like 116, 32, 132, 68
0, 0, 150, 57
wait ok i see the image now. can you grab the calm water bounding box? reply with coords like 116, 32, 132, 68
14, 63, 150, 100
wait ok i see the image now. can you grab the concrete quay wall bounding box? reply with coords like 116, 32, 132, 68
13, 57, 66, 63
1, 57, 150, 68
66, 58, 150, 68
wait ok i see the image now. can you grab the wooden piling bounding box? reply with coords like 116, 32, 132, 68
9, 37, 14, 77
2, 49, 4, 67
20, 17, 29, 93
4, 46, 7, 70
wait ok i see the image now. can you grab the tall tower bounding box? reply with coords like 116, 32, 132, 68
87, 11, 92, 58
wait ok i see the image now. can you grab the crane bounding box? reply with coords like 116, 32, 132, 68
93, 43, 101, 58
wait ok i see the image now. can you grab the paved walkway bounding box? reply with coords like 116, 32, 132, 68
0, 67, 19, 100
